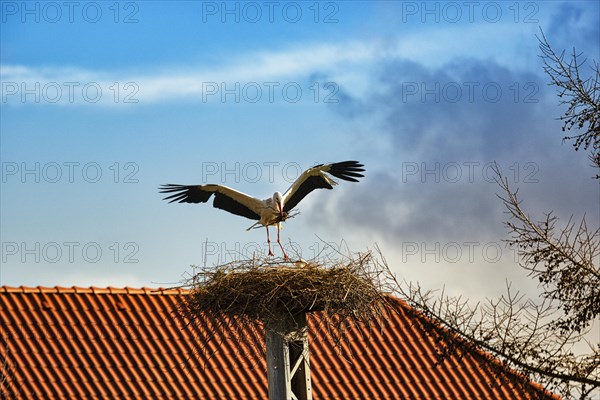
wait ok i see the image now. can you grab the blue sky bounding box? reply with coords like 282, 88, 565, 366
1, 1, 599, 301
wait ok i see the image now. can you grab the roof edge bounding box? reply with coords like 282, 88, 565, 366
0, 285, 189, 295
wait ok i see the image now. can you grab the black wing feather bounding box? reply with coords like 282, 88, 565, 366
327, 161, 365, 182
159, 184, 213, 203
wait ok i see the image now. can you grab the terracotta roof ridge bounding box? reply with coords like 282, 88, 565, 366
0, 285, 189, 295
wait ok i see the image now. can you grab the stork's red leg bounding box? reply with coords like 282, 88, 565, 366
277, 224, 289, 260
266, 226, 274, 256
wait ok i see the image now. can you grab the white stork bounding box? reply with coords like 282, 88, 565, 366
159, 161, 364, 259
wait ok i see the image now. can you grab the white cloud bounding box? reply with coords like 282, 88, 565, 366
0, 40, 379, 106
1, 21, 550, 107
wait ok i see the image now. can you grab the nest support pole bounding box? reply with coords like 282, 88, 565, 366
265, 312, 313, 400
183, 256, 390, 399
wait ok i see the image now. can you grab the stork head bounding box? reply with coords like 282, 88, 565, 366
273, 192, 283, 216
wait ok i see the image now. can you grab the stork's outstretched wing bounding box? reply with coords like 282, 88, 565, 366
159, 184, 263, 220
282, 161, 365, 212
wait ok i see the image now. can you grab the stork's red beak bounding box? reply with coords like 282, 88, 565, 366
277, 202, 284, 218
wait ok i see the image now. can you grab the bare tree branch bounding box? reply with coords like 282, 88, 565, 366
390, 274, 600, 399
492, 164, 600, 334
537, 29, 600, 178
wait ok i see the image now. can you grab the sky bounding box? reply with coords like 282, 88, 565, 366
1, 1, 599, 305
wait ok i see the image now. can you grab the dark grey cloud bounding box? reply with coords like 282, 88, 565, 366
312, 56, 598, 246
374, 58, 549, 161
310, 169, 507, 243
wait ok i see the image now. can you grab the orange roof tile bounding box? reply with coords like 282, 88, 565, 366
0, 286, 557, 399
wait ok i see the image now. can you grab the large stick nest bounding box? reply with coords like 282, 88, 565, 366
178, 251, 394, 339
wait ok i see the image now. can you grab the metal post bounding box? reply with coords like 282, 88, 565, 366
266, 313, 312, 400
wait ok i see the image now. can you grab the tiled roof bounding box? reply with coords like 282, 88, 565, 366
1, 286, 557, 399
